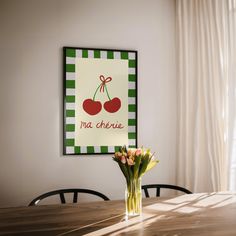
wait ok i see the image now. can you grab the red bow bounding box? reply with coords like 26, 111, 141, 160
99, 75, 112, 92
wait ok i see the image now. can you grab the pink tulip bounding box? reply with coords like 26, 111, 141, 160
135, 148, 142, 156
127, 149, 133, 157
114, 152, 122, 159
120, 156, 126, 164
127, 158, 135, 166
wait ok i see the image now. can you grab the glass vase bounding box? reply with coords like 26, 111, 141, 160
125, 178, 142, 217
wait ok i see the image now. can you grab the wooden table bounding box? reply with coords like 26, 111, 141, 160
0, 192, 236, 235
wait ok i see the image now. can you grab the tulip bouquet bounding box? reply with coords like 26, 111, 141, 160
113, 146, 158, 216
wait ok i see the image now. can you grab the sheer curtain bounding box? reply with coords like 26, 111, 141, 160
176, 0, 236, 192
229, 1, 236, 191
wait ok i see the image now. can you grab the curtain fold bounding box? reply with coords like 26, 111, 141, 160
228, 0, 236, 191
176, 0, 236, 192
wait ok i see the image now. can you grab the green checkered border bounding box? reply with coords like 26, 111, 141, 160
64, 48, 137, 154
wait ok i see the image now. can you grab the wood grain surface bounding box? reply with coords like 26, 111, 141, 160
0, 192, 236, 235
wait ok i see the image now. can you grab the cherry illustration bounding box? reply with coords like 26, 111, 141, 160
104, 97, 121, 113
82, 80, 104, 116
100, 75, 121, 113
82, 75, 121, 115
83, 99, 102, 116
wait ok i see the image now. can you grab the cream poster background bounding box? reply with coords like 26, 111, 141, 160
75, 58, 128, 146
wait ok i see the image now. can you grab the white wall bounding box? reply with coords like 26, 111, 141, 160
0, 0, 176, 207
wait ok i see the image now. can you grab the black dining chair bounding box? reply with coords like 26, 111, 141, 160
142, 184, 192, 198
29, 188, 110, 206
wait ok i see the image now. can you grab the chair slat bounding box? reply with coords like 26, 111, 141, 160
142, 184, 192, 198
144, 188, 150, 198
73, 192, 78, 203
59, 193, 66, 204
29, 189, 110, 206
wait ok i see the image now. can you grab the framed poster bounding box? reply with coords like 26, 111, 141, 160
63, 47, 137, 155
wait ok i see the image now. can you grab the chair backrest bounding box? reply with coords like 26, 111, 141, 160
29, 188, 110, 206
142, 184, 192, 198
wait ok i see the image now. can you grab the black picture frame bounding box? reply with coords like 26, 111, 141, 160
63, 47, 138, 155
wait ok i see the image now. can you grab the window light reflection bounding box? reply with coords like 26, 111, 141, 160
211, 197, 236, 208
164, 193, 208, 204
83, 213, 166, 236
78, 193, 236, 236
174, 206, 199, 213
145, 202, 186, 212
193, 194, 232, 207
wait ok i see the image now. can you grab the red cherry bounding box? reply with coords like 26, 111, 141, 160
83, 99, 102, 115
104, 97, 121, 113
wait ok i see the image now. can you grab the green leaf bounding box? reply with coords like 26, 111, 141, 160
127, 164, 133, 180
138, 156, 149, 177
118, 162, 129, 181
112, 157, 119, 163
146, 160, 158, 172
121, 145, 127, 153
133, 155, 141, 179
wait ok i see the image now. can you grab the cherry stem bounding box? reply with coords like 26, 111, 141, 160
93, 84, 101, 101
104, 84, 111, 101
93, 83, 112, 101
